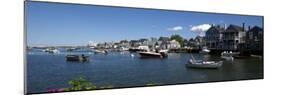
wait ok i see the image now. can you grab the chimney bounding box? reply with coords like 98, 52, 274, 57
242, 23, 245, 31
248, 26, 251, 31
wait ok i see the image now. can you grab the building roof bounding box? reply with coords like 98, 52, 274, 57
158, 37, 170, 41
226, 24, 244, 32
248, 26, 263, 32
207, 25, 225, 33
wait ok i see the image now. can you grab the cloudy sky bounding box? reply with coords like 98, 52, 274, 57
26, 1, 263, 46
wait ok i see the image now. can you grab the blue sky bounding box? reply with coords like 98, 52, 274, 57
26, 1, 263, 46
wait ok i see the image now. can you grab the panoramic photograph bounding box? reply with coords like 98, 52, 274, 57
25, 1, 263, 94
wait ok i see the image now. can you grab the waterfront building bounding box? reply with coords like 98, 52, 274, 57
119, 40, 130, 48
183, 39, 189, 48
205, 25, 224, 49
186, 38, 199, 49
167, 40, 181, 49
129, 40, 142, 47
158, 37, 170, 49
246, 26, 263, 50
194, 36, 206, 48
222, 23, 246, 50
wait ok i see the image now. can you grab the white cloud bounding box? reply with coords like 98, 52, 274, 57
190, 24, 211, 32
168, 26, 183, 32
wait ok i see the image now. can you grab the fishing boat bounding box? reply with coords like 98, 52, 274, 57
66, 54, 89, 62
186, 59, 223, 69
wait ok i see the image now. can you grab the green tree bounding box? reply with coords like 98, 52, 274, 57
170, 34, 184, 47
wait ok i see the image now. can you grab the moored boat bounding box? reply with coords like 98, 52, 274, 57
42, 48, 60, 54
186, 59, 223, 69
220, 51, 236, 60
138, 51, 168, 58
221, 51, 240, 56
66, 48, 78, 52
199, 47, 210, 54
66, 54, 89, 62
92, 49, 108, 54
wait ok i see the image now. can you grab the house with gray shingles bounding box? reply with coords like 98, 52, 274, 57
158, 37, 170, 49
246, 26, 263, 50
222, 23, 246, 50
205, 25, 225, 49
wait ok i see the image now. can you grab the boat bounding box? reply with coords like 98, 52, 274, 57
66, 48, 78, 52
221, 51, 240, 56
129, 46, 149, 52
186, 49, 223, 69
93, 49, 108, 54
66, 55, 89, 62
199, 47, 210, 54
138, 49, 168, 58
186, 59, 223, 69
138, 51, 168, 58
221, 51, 237, 60
120, 47, 129, 51
42, 48, 60, 54
221, 55, 234, 60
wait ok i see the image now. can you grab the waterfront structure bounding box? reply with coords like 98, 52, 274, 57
246, 26, 263, 51
129, 40, 142, 47
186, 38, 198, 49
205, 25, 224, 49
194, 36, 206, 48
119, 40, 130, 48
168, 40, 181, 49
183, 39, 189, 48
158, 37, 170, 49
222, 23, 246, 50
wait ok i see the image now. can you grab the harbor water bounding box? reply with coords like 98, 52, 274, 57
26, 49, 263, 93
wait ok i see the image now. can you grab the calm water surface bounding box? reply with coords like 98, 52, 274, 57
27, 49, 263, 93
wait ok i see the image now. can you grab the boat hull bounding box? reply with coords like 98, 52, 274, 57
66, 55, 89, 62
186, 60, 223, 69
138, 52, 167, 58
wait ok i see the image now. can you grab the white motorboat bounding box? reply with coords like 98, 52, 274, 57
42, 48, 60, 54
138, 49, 168, 58
93, 49, 108, 54
220, 51, 239, 60
221, 55, 234, 60
186, 59, 223, 69
200, 47, 210, 54
221, 51, 239, 56
186, 49, 223, 69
